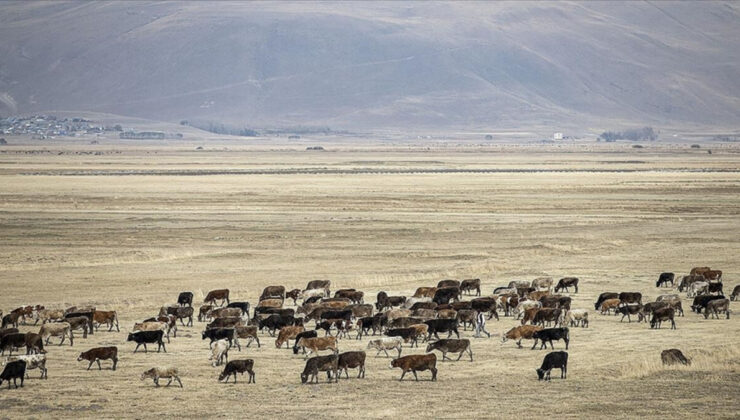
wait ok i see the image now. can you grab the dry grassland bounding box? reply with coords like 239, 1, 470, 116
0, 140, 739, 418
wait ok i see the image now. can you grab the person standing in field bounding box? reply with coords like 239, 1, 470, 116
474, 311, 491, 338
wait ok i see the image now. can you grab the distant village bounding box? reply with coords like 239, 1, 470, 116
0, 114, 176, 140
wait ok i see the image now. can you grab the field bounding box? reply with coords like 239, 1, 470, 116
1, 138, 739, 418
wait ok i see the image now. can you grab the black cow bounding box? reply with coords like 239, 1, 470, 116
127, 330, 166, 353
386, 328, 419, 347
0, 360, 26, 388
618, 292, 642, 305
594, 292, 619, 311
301, 354, 339, 384
554, 277, 579, 293
691, 295, 725, 313
293, 330, 318, 354
536, 351, 568, 381
707, 282, 723, 295
0, 333, 27, 356
177, 292, 193, 307
202, 328, 240, 350
227, 302, 250, 317
531, 328, 570, 350
424, 319, 460, 340
460, 279, 481, 296
257, 314, 295, 336
470, 298, 499, 320
355, 317, 375, 340
433, 287, 461, 305
218, 359, 255, 383
656, 273, 674, 288
319, 310, 352, 322
64, 311, 95, 336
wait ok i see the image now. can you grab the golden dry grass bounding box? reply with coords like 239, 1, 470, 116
0, 139, 739, 418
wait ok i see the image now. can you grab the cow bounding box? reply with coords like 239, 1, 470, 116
0, 333, 26, 356
678, 275, 705, 293
376, 292, 407, 311
286, 289, 302, 305
413, 287, 437, 298
661, 349, 691, 366
177, 292, 193, 307
500, 295, 519, 317
691, 295, 726, 313
456, 309, 477, 330
385, 308, 412, 324
521, 307, 540, 325
204, 289, 230, 307
293, 330, 318, 354
256, 299, 284, 311
655, 295, 684, 316
690, 266, 711, 276
4, 354, 47, 379
599, 299, 621, 315
320, 309, 352, 323
207, 317, 243, 330
619, 292, 642, 305
23, 333, 44, 355
515, 300, 542, 320
0, 328, 19, 340
731, 285, 740, 301
355, 317, 376, 340
616, 304, 643, 323
335, 289, 364, 304
704, 298, 730, 319
532, 277, 553, 291
226, 302, 251, 317
366, 337, 403, 358
235, 325, 260, 348
594, 292, 619, 311
2, 313, 20, 329
687, 281, 709, 298
198, 305, 214, 322
460, 279, 481, 296
471, 297, 499, 320
257, 314, 295, 337
508, 280, 530, 289
218, 359, 255, 383
0, 360, 26, 388
532, 328, 570, 350
202, 328, 240, 350
386, 328, 420, 347
554, 277, 579, 293
275, 326, 305, 349
656, 273, 674, 288
640, 301, 669, 322
296, 336, 338, 358
141, 367, 182, 387
93, 310, 120, 332
436, 309, 457, 320
160, 306, 194, 327
127, 330, 166, 353
337, 351, 366, 379
65, 316, 90, 339
564, 309, 589, 328
36, 309, 65, 325
38, 322, 73, 346
650, 307, 676, 329
391, 354, 437, 381
77, 347, 118, 370
210, 307, 242, 320
260, 285, 286, 301
433, 287, 461, 305
703, 269, 722, 281
209, 339, 230, 367
437, 279, 460, 289
426, 339, 472, 362
707, 282, 724, 296
306, 280, 331, 294
301, 354, 338, 384
536, 351, 568, 381
424, 319, 460, 340
533, 308, 562, 327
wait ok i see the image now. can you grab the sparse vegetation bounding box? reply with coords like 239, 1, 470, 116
599, 127, 658, 142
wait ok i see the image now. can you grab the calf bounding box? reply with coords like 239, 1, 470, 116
204, 289, 230, 307
218, 359, 255, 383
0, 360, 26, 388
536, 351, 568, 381
296, 336, 338, 358
564, 309, 589, 328
391, 354, 437, 381
704, 298, 730, 319
424, 318, 460, 340
77, 346, 118, 370
426, 338, 472, 362
4, 354, 47, 379
594, 292, 619, 311
177, 292, 193, 307
301, 354, 338, 384
460, 279, 481, 296
293, 330, 318, 354
661, 349, 691, 366
275, 325, 305, 349
209, 339, 230, 367
337, 351, 366, 379
616, 304, 643, 323
127, 330, 166, 353
93, 310, 120, 332
650, 307, 676, 329
202, 328, 240, 351
1, 333, 26, 356
38, 322, 73, 346
555, 277, 579, 293
656, 273, 674, 288
141, 367, 182, 387
599, 298, 621, 315
366, 337, 403, 358
532, 328, 570, 350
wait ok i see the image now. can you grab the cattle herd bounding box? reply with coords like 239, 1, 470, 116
0, 266, 736, 389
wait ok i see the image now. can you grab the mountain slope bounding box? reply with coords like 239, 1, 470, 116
1, 1, 739, 129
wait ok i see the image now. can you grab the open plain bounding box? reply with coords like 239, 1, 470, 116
1, 139, 739, 418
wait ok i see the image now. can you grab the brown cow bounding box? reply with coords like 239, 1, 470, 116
275, 325, 305, 349
391, 354, 437, 381
599, 298, 621, 315
502, 325, 543, 348
413, 287, 437, 298
260, 285, 286, 301
93, 311, 120, 332
77, 346, 118, 370
661, 349, 691, 366
296, 336, 338, 358
460, 279, 481, 296
521, 307, 540, 325
204, 289, 230, 307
